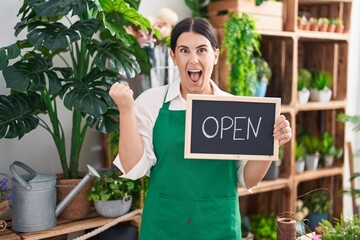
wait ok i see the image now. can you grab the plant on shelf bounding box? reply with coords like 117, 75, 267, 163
222, 12, 261, 96
295, 141, 306, 173
320, 131, 343, 168
303, 191, 331, 231
254, 57, 271, 97
298, 68, 312, 104
334, 18, 345, 33
319, 17, 330, 32
317, 215, 360, 239
310, 70, 333, 102
88, 169, 142, 217
0, 0, 153, 179
251, 214, 277, 240
328, 18, 336, 32
302, 134, 321, 170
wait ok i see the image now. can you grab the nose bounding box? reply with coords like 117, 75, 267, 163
189, 52, 199, 64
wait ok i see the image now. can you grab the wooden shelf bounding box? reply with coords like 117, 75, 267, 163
294, 167, 343, 183
238, 178, 290, 196
299, 0, 352, 4
4, 209, 142, 240
281, 105, 293, 113
296, 100, 346, 111
297, 31, 349, 41
257, 30, 295, 38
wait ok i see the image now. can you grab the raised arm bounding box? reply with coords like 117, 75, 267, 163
109, 82, 144, 173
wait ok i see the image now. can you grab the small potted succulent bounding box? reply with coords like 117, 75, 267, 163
254, 57, 272, 97
295, 141, 306, 173
88, 169, 141, 218
310, 70, 333, 102
327, 18, 336, 33
303, 191, 330, 231
318, 17, 330, 32
320, 131, 343, 167
334, 18, 345, 33
309, 17, 319, 31
298, 68, 312, 104
302, 134, 321, 171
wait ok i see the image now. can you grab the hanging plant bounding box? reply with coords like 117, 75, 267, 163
222, 13, 261, 96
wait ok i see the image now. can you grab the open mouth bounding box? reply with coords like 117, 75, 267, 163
188, 69, 202, 83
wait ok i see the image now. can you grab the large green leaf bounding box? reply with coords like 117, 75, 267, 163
86, 108, 119, 134
0, 44, 21, 70
2, 53, 69, 95
71, 19, 100, 40
63, 68, 117, 117
0, 93, 43, 139
0, 48, 7, 70
28, 0, 72, 17
27, 22, 80, 51
89, 40, 140, 79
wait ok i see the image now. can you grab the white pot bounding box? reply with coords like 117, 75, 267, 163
94, 196, 132, 218
298, 88, 310, 104
305, 154, 320, 171
324, 155, 334, 168
309, 88, 332, 102
295, 159, 305, 173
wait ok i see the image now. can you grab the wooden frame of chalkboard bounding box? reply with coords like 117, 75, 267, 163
185, 94, 281, 161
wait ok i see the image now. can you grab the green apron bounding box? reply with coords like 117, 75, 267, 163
139, 94, 241, 240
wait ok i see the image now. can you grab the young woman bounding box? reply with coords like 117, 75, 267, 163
109, 18, 292, 240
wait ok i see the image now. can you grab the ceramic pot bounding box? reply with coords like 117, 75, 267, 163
307, 213, 328, 231
295, 160, 305, 173
323, 155, 334, 168
305, 154, 320, 171
298, 89, 310, 104
255, 78, 268, 97
94, 196, 132, 218
310, 88, 332, 102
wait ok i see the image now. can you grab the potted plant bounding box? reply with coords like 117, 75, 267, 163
302, 134, 321, 170
0, 175, 13, 218
88, 169, 141, 217
319, 17, 330, 32
295, 141, 306, 173
317, 215, 360, 239
327, 18, 336, 33
254, 57, 272, 97
309, 70, 333, 102
222, 12, 261, 96
298, 68, 312, 104
0, 0, 153, 219
334, 18, 345, 33
303, 191, 330, 231
320, 131, 343, 168
309, 17, 319, 31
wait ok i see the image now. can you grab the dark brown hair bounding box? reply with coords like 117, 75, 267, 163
170, 18, 218, 52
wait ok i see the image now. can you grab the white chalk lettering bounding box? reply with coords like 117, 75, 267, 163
247, 117, 262, 139
201, 116, 263, 140
220, 116, 234, 139
233, 117, 246, 140
202, 116, 218, 138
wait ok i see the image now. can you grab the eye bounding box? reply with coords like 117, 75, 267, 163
180, 48, 189, 53
198, 48, 207, 53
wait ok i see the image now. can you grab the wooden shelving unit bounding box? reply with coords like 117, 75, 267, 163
208, 0, 351, 220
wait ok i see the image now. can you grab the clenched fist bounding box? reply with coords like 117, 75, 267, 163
109, 81, 134, 112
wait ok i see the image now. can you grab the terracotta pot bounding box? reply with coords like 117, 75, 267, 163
56, 176, 93, 220
319, 24, 328, 32
310, 23, 319, 31
328, 24, 336, 33
335, 24, 344, 33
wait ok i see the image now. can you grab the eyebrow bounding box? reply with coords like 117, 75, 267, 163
177, 44, 209, 49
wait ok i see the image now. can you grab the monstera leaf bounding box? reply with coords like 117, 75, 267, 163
0, 93, 44, 139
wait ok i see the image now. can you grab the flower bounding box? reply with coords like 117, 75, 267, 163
294, 199, 309, 221
127, 7, 178, 48
0, 177, 14, 202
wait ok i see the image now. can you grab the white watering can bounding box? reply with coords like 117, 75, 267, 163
9, 161, 100, 232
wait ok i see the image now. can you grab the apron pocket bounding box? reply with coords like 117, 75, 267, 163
199, 195, 240, 239
157, 194, 200, 240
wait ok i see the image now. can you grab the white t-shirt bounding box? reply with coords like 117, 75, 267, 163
113, 78, 248, 189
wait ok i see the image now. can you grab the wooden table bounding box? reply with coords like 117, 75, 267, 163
1, 209, 142, 240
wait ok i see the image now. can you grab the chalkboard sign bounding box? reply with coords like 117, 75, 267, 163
185, 94, 281, 161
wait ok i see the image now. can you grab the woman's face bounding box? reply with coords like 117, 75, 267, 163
170, 31, 219, 97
